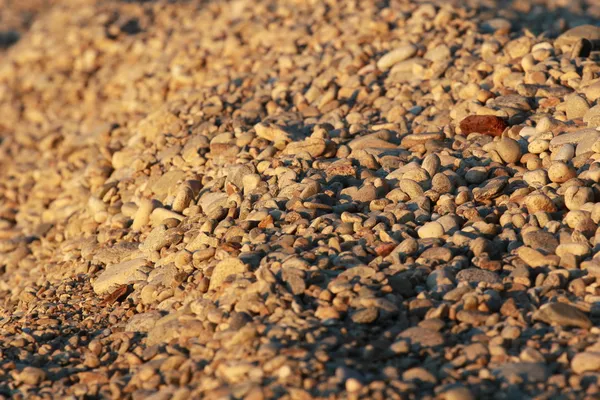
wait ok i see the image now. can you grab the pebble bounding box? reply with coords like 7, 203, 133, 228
418, 221, 445, 239
533, 303, 592, 329
3, 1, 600, 398
571, 352, 600, 374
377, 44, 417, 70
17, 367, 47, 386
209, 258, 248, 291
496, 137, 522, 164
493, 363, 549, 383
92, 258, 151, 295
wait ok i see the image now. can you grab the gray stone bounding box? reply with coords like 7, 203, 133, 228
456, 268, 501, 285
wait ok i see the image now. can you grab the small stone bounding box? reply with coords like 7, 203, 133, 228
92, 258, 151, 295
377, 44, 418, 70
583, 104, 600, 127
564, 186, 594, 211
473, 177, 508, 201
547, 162, 576, 183
138, 109, 183, 141
441, 386, 475, 400
517, 247, 556, 268
565, 95, 590, 120
418, 221, 445, 238
493, 363, 549, 383
523, 170, 548, 188
402, 367, 437, 384
283, 138, 326, 157
555, 243, 590, 259
399, 327, 445, 347
17, 367, 46, 386
524, 193, 557, 213
352, 308, 379, 324
555, 25, 600, 51
496, 137, 522, 164
522, 230, 558, 253
456, 268, 501, 285
572, 352, 600, 374
209, 258, 248, 291
254, 122, 291, 142
132, 199, 155, 231
459, 115, 507, 136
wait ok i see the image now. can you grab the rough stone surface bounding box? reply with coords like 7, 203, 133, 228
1, 1, 600, 399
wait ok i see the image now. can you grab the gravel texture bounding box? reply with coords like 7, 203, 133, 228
1, 0, 600, 399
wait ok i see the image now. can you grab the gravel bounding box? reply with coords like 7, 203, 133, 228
1, 0, 600, 399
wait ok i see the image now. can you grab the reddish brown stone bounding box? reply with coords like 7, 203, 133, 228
99, 285, 130, 306
459, 115, 508, 136
375, 243, 396, 257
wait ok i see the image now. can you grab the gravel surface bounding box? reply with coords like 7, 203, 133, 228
1, 0, 600, 398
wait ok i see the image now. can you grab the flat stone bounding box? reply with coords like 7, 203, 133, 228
420, 247, 453, 262
583, 104, 600, 127
565, 95, 590, 120
209, 258, 248, 291
583, 81, 600, 102
138, 110, 183, 141
549, 129, 600, 156
92, 258, 152, 295
352, 307, 379, 324
517, 247, 558, 268
199, 192, 229, 214
555, 25, 600, 50
151, 170, 186, 197
533, 302, 592, 329
224, 164, 255, 190
399, 327, 445, 347
522, 230, 558, 253
473, 177, 508, 201
493, 362, 549, 383
556, 243, 591, 259
125, 311, 163, 332
283, 138, 327, 157
17, 367, 46, 385
456, 268, 501, 285
401, 132, 445, 148
254, 122, 291, 142
146, 318, 209, 346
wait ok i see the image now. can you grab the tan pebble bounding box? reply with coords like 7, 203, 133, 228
547, 161, 576, 183
172, 186, 193, 213
524, 192, 557, 213
564, 186, 594, 210
132, 199, 154, 231
418, 221, 445, 238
